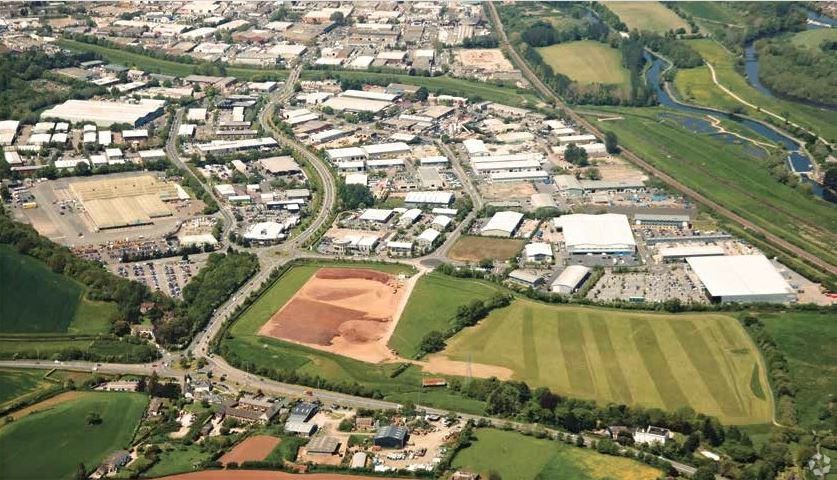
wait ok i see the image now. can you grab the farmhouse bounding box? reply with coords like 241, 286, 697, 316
551, 265, 591, 294
634, 426, 672, 446
686, 255, 795, 303
481, 211, 523, 238
553, 214, 636, 255
374, 425, 408, 449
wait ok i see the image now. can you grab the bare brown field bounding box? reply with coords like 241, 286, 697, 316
219, 435, 281, 466
448, 236, 525, 262
258, 268, 407, 363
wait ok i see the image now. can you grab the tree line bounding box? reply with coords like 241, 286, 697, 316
755, 38, 837, 107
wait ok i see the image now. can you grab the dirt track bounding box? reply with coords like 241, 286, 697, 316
258, 268, 405, 363
486, 2, 836, 278
219, 435, 281, 466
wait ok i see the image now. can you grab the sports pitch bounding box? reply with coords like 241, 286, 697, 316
603, 2, 690, 33
537, 41, 631, 87
440, 300, 772, 424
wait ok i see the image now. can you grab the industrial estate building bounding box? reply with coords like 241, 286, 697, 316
686, 255, 796, 303
553, 214, 636, 255
40, 99, 166, 127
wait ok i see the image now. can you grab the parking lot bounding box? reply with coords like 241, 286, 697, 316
587, 265, 707, 304
110, 255, 208, 299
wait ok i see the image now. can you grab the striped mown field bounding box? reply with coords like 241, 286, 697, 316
441, 300, 772, 424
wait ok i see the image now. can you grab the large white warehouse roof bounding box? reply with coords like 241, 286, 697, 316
481, 211, 524, 237
553, 214, 636, 254
41, 99, 166, 127
686, 255, 795, 303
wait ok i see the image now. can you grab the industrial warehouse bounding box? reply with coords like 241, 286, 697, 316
40, 99, 166, 127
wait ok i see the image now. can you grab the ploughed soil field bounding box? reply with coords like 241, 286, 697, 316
219, 435, 281, 466
258, 268, 408, 363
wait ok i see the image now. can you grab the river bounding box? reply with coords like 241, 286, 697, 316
644, 52, 833, 201
742, 9, 836, 111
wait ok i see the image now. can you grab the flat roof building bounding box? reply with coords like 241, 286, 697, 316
41, 99, 165, 127
551, 265, 591, 294
686, 255, 795, 303
404, 191, 453, 206
481, 211, 523, 238
554, 214, 636, 255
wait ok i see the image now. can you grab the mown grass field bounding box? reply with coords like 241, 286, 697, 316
58, 39, 540, 108
453, 428, 661, 480
673, 39, 837, 142
0, 246, 114, 334
388, 273, 501, 359
222, 263, 487, 415
145, 444, 209, 478
440, 300, 772, 424
537, 41, 631, 89
790, 28, 837, 49
0, 392, 147, 480
583, 106, 837, 281
760, 312, 837, 429
604, 2, 689, 33
448, 236, 525, 262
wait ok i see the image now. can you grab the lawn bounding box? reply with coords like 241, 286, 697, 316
447, 236, 526, 262
790, 28, 837, 49
440, 300, 772, 424
759, 312, 837, 429
144, 444, 210, 477
0, 245, 114, 334
537, 41, 630, 89
222, 263, 487, 415
582, 106, 837, 281
0, 392, 147, 480
673, 39, 837, 142
0, 369, 51, 410
603, 2, 689, 33
452, 428, 661, 480
388, 273, 501, 359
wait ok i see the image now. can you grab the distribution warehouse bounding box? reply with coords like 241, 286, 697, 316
553, 214, 636, 255
686, 255, 796, 303
40, 99, 166, 127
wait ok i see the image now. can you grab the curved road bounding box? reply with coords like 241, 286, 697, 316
486, 1, 837, 277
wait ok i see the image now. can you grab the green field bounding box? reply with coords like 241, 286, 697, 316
144, 444, 209, 477
673, 39, 837, 142
537, 41, 631, 90
760, 312, 837, 429
604, 2, 689, 33
0, 369, 52, 410
790, 28, 837, 49
58, 39, 540, 108
453, 428, 661, 480
583, 106, 837, 281
0, 246, 114, 334
440, 300, 772, 424
448, 236, 525, 262
0, 392, 147, 479
221, 263, 487, 415
677, 2, 742, 26
388, 273, 501, 358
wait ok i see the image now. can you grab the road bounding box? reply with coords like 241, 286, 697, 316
486, 1, 837, 277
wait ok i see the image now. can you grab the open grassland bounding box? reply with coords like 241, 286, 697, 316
583, 106, 837, 279
760, 312, 837, 429
448, 236, 525, 262
453, 428, 661, 480
0, 392, 147, 480
604, 2, 689, 33
537, 41, 631, 89
0, 246, 114, 334
388, 273, 501, 358
0, 369, 52, 410
790, 28, 837, 49
58, 39, 539, 108
222, 263, 486, 415
677, 2, 742, 27
441, 300, 772, 424
673, 39, 837, 142
145, 444, 210, 478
